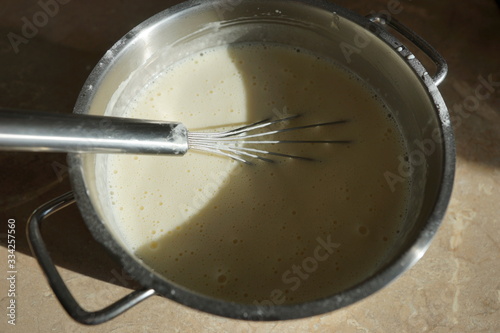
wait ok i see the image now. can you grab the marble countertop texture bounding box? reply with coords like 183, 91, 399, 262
0, 0, 498, 332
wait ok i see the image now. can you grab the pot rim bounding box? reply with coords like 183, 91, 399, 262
68, 0, 455, 321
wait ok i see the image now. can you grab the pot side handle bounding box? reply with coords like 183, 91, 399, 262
26, 191, 156, 325
367, 14, 448, 86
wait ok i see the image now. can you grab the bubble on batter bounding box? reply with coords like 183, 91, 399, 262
358, 225, 369, 235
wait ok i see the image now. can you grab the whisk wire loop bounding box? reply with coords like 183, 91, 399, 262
187, 115, 350, 164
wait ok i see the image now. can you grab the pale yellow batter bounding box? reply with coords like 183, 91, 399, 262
106, 43, 408, 304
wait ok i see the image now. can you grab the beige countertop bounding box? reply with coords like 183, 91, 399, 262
1, 0, 499, 332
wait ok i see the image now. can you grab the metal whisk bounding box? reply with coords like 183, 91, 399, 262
0, 109, 349, 164
188, 115, 350, 163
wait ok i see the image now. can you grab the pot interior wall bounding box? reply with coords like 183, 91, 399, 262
74, 0, 444, 298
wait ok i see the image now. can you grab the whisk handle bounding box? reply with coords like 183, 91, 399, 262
0, 109, 189, 155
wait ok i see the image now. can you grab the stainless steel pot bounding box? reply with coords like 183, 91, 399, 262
27, 0, 455, 324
